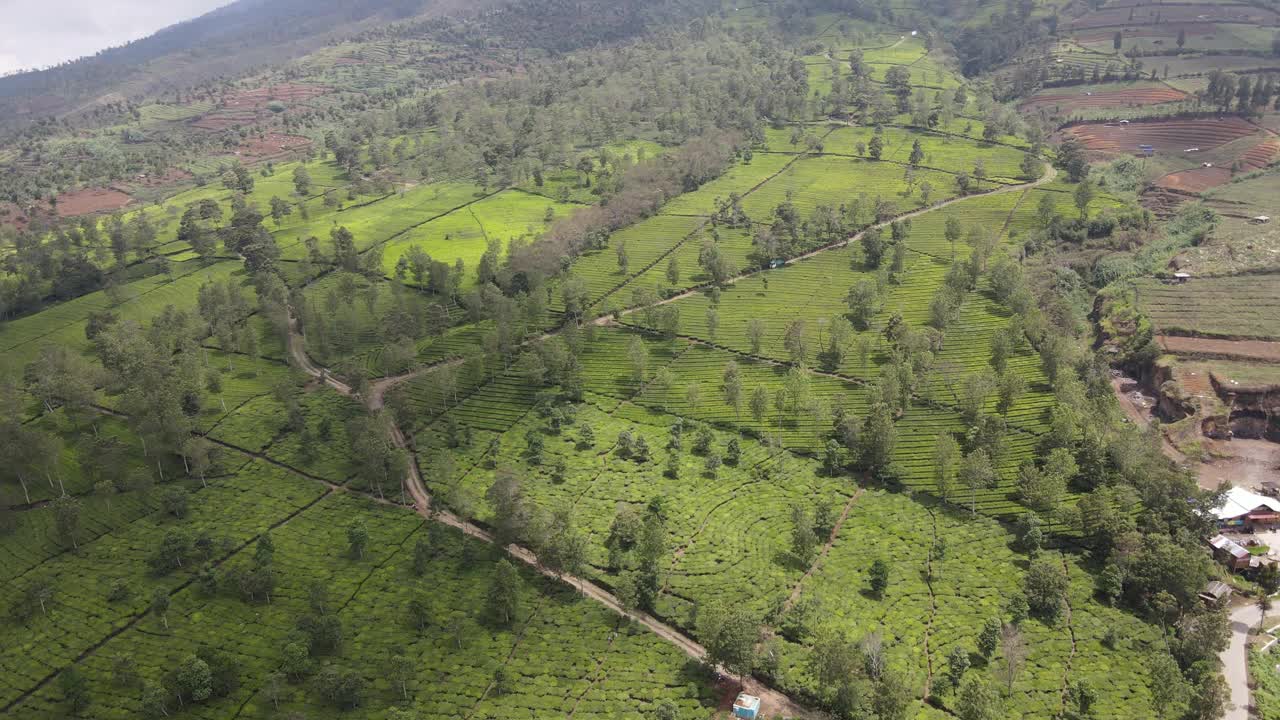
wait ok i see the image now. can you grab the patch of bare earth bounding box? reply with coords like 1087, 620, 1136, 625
54, 188, 132, 217
1159, 336, 1280, 363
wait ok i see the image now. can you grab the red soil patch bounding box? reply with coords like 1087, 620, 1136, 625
1172, 362, 1216, 399
191, 110, 261, 131
1153, 139, 1280, 193
54, 187, 132, 217
1239, 140, 1280, 171
221, 83, 329, 111
1155, 166, 1232, 192
236, 133, 312, 160
1062, 116, 1259, 154
129, 167, 194, 189
1021, 86, 1187, 111
1159, 336, 1280, 363
333, 57, 369, 66
0, 202, 41, 232
190, 83, 328, 131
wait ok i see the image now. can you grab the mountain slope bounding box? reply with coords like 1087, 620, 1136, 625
0, 0, 487, 122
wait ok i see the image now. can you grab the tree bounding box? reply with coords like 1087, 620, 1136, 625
53, 495, 82, 549
627, 336, 649, 383
487, 559, 521, 626
347, 521, 369, 560
666, 255, 680, 286
1024, 555, 1069, 620
1020, 152, 1043, 181
956, 674, 1001, 720
868, 135, 884, 159
616, 240, 630, 274
959, 449, 997, 515
859, 403, 897, 476
869, 558, 890, 597
933, 434, 960, 503
293, 165, 312, 196
847, 280, 880, 330
174, 654, 214, 704
944, 216, 963, 260
791, 504, 819, 566
697, 602, 758, 680
947, 645, 970, 688
975, 617, 1001, 661
1073, 180, 1095, 219
389, 653, 415, 700
1113, 31, 1122, 51
860, 228, 886, 268
316, 665, 364, 710
150, 589, 171, 629
60, 668, 91, 715
908, 139, 925, 166
998, 623, 1027, 692
746, 318, 766, 355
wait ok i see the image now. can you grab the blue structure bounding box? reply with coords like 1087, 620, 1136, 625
768, 259, 786, 269
1138, 144, 1154, 157
732, 693, 761, 719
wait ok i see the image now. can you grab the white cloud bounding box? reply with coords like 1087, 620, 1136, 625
0, 0, 231, 74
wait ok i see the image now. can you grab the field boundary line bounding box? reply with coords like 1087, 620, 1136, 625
0, 479, 336, 715
780, 487, 864, 614
589, 125, 839, 312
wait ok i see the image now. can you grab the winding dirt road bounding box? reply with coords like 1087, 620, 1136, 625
285, 317, 823, 719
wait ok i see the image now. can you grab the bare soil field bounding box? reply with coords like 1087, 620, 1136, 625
191, 109, 261, 131
1067, 3, 1279, 30
1159, 336, 1280, 363
1020, 86, 1187, 112
54, 187, 132, 216
236, 133, 312, 160
127, 167, 194, 189
1154, 165, 1232, 192
1063, 116, 1260, 154
221, 82, 329, 110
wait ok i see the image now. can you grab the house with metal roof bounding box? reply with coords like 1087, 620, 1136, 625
1209, 534, 1252, 571
1211, 487, 1280, 531
1199, 580, 1233, 606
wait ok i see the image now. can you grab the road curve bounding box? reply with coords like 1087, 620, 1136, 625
285, 318, 825, 719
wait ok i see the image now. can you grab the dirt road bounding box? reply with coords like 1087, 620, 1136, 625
1223, 603, 1258, 720
286, 319, 824, 719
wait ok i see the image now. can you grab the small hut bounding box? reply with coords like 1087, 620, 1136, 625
732, 693, 761, 720
1199, 581, 1233, 606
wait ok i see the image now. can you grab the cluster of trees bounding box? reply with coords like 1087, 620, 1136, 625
1202, 70, 1280, 115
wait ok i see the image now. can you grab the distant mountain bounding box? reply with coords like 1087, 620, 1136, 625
0, 0, 486, 122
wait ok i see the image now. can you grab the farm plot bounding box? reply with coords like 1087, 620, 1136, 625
659, 153, 796, 217
619, 225, 758, 305
1135, 274, 1280, 340
765, 485, 1159, 719
275, 182, 485, 260
0, 260, 244, 377
419, 397, 850, 629
739, 155, 956, 219
8, 486, 719, 720
1020, 84, 1188, 113
627, 342, 872, 450
381, 189, 559, 288
1061, 116, 1260, 155
879, 133, 1032, 182
0, 459, 328, 712
548, 215, 706, 313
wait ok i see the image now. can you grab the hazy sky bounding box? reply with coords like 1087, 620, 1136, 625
0, 0, 230, 76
